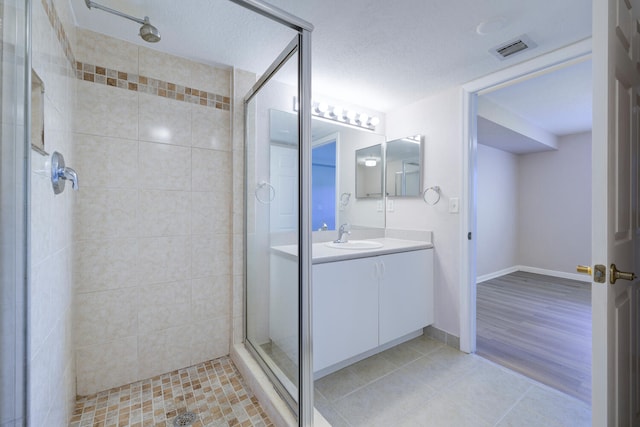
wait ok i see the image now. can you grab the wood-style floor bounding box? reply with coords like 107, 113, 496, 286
476, 271, 592, 404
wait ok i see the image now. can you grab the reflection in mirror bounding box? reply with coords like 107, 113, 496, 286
312, 134, 338, 230
385, 135, 424, 197
31, 69, 46, 155
355, 144, 383, 199
269, 109, 385, 230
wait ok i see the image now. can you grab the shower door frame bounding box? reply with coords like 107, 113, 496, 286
231, 0, 314, 425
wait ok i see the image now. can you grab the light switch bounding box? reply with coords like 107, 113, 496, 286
449, 197, 459, 213
386, 199, 394, 212
377, 200, 383, 212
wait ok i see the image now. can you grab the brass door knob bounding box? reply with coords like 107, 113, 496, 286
610, 263, 637, 284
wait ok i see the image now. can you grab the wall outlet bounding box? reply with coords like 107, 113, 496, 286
449, 197, 459, 214
386, 199, 394, 212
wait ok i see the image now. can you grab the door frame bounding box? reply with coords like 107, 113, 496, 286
459, 38, 592, 354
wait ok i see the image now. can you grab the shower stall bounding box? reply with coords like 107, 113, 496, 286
0, 0, 315, 425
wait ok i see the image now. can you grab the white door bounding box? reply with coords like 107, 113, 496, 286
592, 0, 640, 424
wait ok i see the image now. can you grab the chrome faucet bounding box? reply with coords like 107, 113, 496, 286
51, 151, 79, 194
334, 223, 351, 243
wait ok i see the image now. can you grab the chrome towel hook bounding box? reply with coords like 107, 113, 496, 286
51, 151, 79, 194
423, 186, 440, 205
255, 181, 275, 204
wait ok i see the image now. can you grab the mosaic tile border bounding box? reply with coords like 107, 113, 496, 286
70, 356, 273, 427
76, 61, 231, 111
41, 0, 76, 67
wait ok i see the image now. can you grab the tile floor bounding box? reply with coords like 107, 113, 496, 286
69, 356, 273, 427
314, 335, 591, 427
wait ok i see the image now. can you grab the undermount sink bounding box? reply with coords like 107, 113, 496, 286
325, 240, 384, 250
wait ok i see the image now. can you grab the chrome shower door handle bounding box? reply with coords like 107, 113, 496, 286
51, 151, 79, 194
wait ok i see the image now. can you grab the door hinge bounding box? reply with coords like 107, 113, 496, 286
468, 232, 472, 240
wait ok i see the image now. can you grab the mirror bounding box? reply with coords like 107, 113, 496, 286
385, 135, 424, 197
355, 144, 383, 199
269, 109, 385, 230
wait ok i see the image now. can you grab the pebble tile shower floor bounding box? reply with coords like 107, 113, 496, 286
69, 356, 273, 427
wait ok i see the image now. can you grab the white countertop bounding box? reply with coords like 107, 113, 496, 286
271, 238, 433, 264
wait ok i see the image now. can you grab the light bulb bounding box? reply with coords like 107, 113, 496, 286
315, 102, 329, 115
358, 113, 369, 125
368, 116, 380, 127
345, 110, 356, 122
331, 106, 343, 118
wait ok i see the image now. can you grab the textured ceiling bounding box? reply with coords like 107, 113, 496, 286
70, 0, 592, 117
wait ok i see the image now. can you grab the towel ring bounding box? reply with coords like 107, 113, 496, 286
255, 181, 275, 204
423, 186, 441, 205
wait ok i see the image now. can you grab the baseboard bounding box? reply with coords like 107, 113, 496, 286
477, 266, 519, 283
424, 325, 460, 350
477, 265, 591, 283
517, 265, 591, 283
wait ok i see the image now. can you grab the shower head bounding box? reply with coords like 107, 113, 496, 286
84, 0, 161, 43
139, 17, 161, 43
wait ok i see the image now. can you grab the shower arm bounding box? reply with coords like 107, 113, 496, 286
84, 0, 147, 26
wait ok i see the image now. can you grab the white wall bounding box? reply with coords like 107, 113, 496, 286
518, 132, 592, 273
386, 87, 463, 337
476, 131, 592, 279
476, 145, 519, 277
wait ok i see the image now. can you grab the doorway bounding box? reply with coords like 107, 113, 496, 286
461, 46, 591, 401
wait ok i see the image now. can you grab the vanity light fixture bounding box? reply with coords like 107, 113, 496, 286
293, 97, 379, 131
364, 158, 377, 167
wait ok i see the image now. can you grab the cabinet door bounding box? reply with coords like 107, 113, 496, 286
313, 257, 379, 372
379, 249, 433, 345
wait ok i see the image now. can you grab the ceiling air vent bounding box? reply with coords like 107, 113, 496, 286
490, 35, 537, 60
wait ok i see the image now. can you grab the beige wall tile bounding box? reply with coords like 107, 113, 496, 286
139, 141, 191, 190
233, 234, 244, 277
138, 93, 192, 146
192, 148, 231, 192
138, 236, 192, 285
138, 326, 191, 380
190, 62, 231, 96
137, 189, 191, 237
73, 238, 138, 293
191, 234, 231, 278
76, 337, 139, 396
191, 191, 231, 236
191, 276, 231, 322
72, 31, 239, 395
191, 105, 231, 151
74, 188, 138, 240
75, 81, 138, 139
75, 134, 138, 188
190, 317, 230, 366
139, 46, 190, 88
75, 287, 138, 347
76, 29, 139, 75
138, 281, 191, 333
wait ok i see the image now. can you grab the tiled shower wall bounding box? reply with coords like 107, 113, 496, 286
73, 29, 235, 396
30, 0, 77, 425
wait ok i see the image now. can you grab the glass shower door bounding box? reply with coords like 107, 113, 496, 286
245, 39, 302, 410
0, 0, 29, 424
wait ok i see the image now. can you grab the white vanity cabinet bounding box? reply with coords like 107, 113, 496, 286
313, 257, 380, 372
378, 250, 433, 345
313, 248, 434, 373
